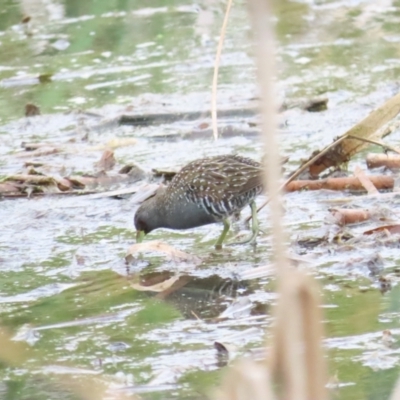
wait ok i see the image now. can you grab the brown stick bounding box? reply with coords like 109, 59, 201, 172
286, 175, 393, 192
330, 208, 372, 225
366, 153, 400, 169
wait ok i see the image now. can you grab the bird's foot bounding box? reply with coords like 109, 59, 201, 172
226, 231, 258, 247
227, 201, 259, 246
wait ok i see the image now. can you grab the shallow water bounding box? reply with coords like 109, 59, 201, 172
1, 0, 400, 399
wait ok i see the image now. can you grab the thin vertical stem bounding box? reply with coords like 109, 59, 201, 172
212, 0, 233, 141
247, 1, 287, 278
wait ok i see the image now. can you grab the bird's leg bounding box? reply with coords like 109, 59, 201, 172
215, 219, 230, 250
248, 201, 259, 244
228, 201, 259, 246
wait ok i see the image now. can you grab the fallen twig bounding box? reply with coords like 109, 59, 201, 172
366, 153, 400, 169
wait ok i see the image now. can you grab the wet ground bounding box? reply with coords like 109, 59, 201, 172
2, 0, 400, 399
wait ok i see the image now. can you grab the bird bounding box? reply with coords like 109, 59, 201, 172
134, 154, 264, 249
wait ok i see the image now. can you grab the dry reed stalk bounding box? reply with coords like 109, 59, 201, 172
247, 0, 285, 277
249, 0, 328, 399
215, 0, 329, 398
211, 0, 233, 140
215, 359, 276, 400
390, 376, 400, 400
269, 271, 328, 400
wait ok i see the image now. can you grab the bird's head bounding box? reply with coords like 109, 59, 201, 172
134, 191, 165, 242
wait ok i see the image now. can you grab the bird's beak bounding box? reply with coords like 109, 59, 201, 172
136, 230, 145, 243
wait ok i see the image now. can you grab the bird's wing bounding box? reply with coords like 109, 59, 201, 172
178, 155, 263, 202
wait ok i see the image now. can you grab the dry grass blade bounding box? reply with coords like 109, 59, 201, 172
211, 0, 233, 140
354, 166, 379, 195
348, 135, 400, 154
269, 270, 328, 400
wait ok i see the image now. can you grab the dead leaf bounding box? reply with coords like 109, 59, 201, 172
125, 241, 201, 265
281, 96, 328, 112
38, 74, 53, 83
91, 138, 137, 151
118, 164, 147, 181
4, 174, 57, 185
67, 173, 132, 188
152, 168, 178, 181
24, 161, 44, 168
106, 137, 137, 149
214, 341, 229, 367
379, 275, 392, 293
96, 149, 116, 171
56, 178, 73, 191
0, 182, 22, 194
364, 224, 400, 235
61, 177, 85, 190
198, 122, 209, 129
26, 167, 45, 176
329, 208, 371, 225
16, 147, 59, 158
382, 330, 395, 348
127, 184, 161, 203
22, 142, 56, 151
25, 103, 40, 117
239, 264, 275, 280
130, 275, 181, 292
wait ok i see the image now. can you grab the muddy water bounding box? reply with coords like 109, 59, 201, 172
1, 0, 400, 399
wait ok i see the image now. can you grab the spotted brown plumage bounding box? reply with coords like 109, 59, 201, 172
134, 154, 264, 248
